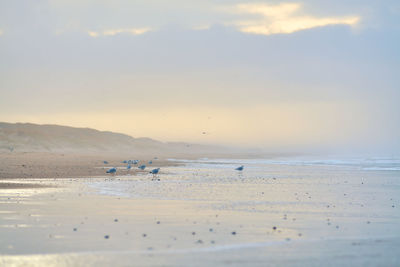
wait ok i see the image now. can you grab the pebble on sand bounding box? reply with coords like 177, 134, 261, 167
104, 235, 109, 239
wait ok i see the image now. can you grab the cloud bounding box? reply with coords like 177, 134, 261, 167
192, 24, 211, 31
87, 27, 152, 37
87, 31, 99, 37
230, 3, 360, 35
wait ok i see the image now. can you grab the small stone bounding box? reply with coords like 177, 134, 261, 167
272, 226, 277, 230
231, 231, 236, 235
156, 221, 160, 224
114, 219, 118, 222
104, 235, 109, 239
209, 228, 213, 232
73, 228, 77, 231
192, 232, 196, 235
143, 234, 147, 237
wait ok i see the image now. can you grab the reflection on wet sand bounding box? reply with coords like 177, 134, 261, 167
0, 159, 399, 266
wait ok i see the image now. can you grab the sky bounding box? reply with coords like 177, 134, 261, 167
0, 0, 399, 154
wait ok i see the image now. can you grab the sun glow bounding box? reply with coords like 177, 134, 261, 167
233, 3, 360, 35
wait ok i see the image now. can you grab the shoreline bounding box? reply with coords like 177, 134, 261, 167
0, 151, 284, 180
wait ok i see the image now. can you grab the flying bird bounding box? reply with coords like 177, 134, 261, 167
235, 165, 244, 171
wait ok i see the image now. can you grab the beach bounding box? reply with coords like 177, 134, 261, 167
0, 152, 177, 179
0, 155, 399, 266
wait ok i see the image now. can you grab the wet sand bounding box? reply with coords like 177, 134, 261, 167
0, 158, 399, 266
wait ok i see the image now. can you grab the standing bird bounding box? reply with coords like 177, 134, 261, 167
148, 160, 153, 164
103, 161, 109, 164
235, 165, 244, 171
138, 164, 146, 170
127, 164, 132, 170
106, 167, 117, 174
150, 168, 160, 175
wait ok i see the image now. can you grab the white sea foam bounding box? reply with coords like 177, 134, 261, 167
169, 157, 400, 171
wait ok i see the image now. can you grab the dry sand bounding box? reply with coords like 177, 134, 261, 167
0, 152, 176, 179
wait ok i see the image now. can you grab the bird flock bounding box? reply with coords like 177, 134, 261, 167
104, 158, 244, 179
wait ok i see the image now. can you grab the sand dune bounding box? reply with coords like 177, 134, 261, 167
0, 122, 220, 154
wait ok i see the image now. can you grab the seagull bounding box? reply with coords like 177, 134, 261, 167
103, 161, 109, 164
106, 167, 117, 174
122, 160, 128, 164
148, 160, 153, 164
133, 160, 139, 165
127, 164, 132, 170
150, 168, 160, 175
235, 165, 244, 171
138, 164, 146, 170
